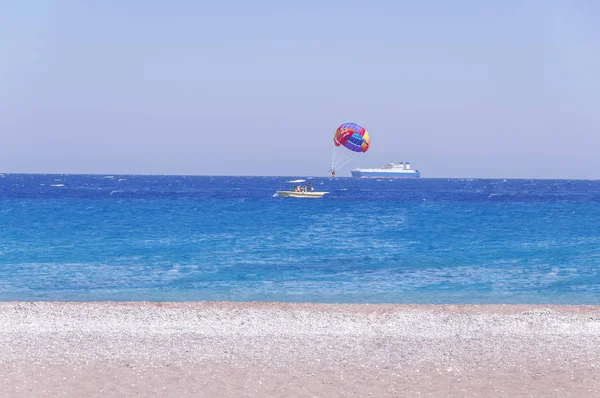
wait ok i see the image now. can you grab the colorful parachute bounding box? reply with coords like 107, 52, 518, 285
330, 122, 371, 176
334, 122, 370, 153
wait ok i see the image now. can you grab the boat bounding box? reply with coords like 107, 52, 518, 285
276, 180, 329, 198
351, 162, 421, 178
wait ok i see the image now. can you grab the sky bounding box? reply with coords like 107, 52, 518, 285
1, 0, 600, 178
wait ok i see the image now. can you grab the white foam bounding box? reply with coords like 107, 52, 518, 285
50, 184, 65, 187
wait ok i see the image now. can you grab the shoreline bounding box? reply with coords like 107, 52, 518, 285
5, 300, 600, 309
2, 302, 599, 397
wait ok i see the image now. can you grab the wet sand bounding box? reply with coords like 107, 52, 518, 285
1, 302, 599, 397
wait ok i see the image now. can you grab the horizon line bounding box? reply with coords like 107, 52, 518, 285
1, 172, 599, 181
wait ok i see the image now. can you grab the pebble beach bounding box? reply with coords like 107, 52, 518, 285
1, 302, 599, 397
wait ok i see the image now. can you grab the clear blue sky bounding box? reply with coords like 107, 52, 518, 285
1, 1, 599, 178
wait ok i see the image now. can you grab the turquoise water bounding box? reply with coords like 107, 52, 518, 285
1, 174, 599, 303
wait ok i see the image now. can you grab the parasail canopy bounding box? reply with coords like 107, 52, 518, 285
330, 122, 371, 176
333, 122, 370, 153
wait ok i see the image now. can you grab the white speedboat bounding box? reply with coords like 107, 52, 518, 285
276, 180, 328, 199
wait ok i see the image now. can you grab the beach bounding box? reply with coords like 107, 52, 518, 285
0, 302, 599, 397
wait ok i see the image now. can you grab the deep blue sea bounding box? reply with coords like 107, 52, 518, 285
1, 174, 599, 304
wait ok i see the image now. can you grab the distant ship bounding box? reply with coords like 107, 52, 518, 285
351, 162, 421, 178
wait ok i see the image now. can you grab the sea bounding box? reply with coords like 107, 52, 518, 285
1, 174, 599, 304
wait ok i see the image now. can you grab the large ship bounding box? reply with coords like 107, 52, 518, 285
351, 161, 421, 178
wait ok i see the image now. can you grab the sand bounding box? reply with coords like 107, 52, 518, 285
0, 302, 599, 397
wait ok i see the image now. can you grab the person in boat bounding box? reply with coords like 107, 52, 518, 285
295, 186, 301, 192
307, 183, 313, 192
